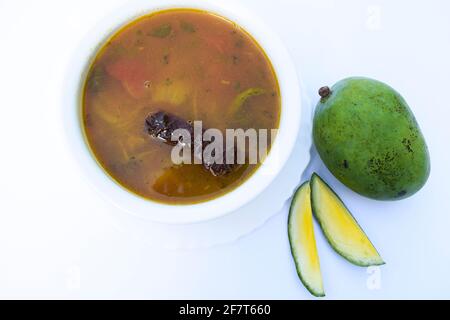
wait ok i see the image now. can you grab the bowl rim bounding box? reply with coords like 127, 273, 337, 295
63, 0, 301, 224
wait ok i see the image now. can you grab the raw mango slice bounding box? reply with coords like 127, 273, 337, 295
229, 87, 265, 115
310, 173, 384, 267
288, 182, 325, 297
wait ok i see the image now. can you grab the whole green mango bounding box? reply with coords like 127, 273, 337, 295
313, 77, 430, 200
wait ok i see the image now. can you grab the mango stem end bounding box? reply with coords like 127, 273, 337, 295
319, 86, 331, 98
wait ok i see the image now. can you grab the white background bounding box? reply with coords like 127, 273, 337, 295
0, 0, 449, 299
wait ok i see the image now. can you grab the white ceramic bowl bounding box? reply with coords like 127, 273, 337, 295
63, 0, 301, 224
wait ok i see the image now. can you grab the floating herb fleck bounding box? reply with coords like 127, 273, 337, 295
149, 24, 172, 38
180, 21, 196, 33
235, 39, 244, 48
86, 64, 105, 94
163, 54, 170, 65
135, 38, 144, 47
108, 43, 127, 60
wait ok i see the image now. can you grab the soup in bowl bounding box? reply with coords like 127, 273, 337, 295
66, 0, 301, 223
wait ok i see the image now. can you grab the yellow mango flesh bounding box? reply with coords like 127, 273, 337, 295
311, 175, 384, 266
289, 183, 325, 297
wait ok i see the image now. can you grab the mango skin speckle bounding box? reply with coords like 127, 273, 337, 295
313, 77, 430, 200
